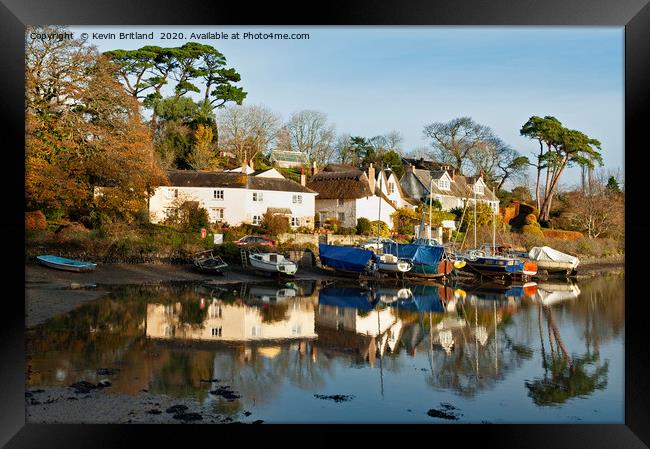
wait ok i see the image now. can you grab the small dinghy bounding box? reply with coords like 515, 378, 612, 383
36, 255, 97, 272
373, 253, 413, 275
192, 250, 228, 274
249, 252, 298, 276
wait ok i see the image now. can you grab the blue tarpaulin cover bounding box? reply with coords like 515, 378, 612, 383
386, 285, 445, 312
383, 243, 444, 268
319, 244, 374, 273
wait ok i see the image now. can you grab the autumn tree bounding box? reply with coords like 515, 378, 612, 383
188, 124, 218, 170
26, 26, 166, 223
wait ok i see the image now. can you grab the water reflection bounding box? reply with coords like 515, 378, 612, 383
26, 275, 624, 422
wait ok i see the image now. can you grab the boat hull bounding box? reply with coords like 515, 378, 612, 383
318, 244, 373, 274
249, 256, 297, 276
36, 255, 97, 272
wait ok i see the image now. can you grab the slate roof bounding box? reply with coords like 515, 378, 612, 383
270, 150, 308, 163
165, 170, 317, 194
399, 168, 497, 202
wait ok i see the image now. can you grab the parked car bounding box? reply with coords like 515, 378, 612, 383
234, 235, 276, 247
358, 237, 396, 250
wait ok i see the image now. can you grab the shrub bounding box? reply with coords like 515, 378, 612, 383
165, 201, 209, 232
337, 227, 357, 235
25, 211, 47, 232
521, 223, 544, 237
542, 229, 583, 241
324, 218, 341, 233
296, 226, 313, 234
524, 214, 538, 225
261, 212, 290, 236
370, 220, 390, 238
356, 217, 372, 235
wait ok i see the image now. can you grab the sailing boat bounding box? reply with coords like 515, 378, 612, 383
370, 165, 414, 276
383, 178, 453, 279
459, 188, 537, 281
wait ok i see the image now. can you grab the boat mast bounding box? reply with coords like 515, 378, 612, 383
492, 206, 496, 256
473, 182, 477, 249
376, 164, 383, 255
428, 178, 433, 242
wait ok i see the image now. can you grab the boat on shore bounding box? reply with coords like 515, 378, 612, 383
459, 249, 538, 280
36, 255, 97, 273
192, 250, 228, 274
248, 252, 298, 276
528, 246, 580, 276
372, 253, 413, 275
383, 242, 453, 279
318, 244, 374, 275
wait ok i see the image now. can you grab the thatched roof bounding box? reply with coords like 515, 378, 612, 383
306, 169, 373, 199
165, 170, 316, 194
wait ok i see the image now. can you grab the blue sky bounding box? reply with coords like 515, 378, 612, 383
68, 26, 624, 187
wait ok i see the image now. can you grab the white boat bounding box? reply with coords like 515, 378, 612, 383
375, 287, 413, 304
249, 252, 298, 276
374, 253, 413, 274
528, 246, 579, 276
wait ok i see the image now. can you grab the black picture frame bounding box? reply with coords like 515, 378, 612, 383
3, 0, 647, 447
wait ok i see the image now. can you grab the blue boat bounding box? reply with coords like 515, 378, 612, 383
382, 243, 452, 278
36, 255, 97, 272
318, 244, 374, 274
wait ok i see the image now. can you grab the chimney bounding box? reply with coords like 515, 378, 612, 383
241, 159, 248, 174
478, 168, 484, 179
300, 167, 306, 186
311, 161, 318, 176
367, 163, 376, 193
405, 164, 414, 174
249, 158, 255, 170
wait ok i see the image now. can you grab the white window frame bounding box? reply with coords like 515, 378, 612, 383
213, 189, 224, 200
291, 217, 299, 227
438, 179, 450, 190
251, 326, 262, 337
337, 198, 344, 207
474, 184, 484, 194
388, 182, 395, 194
252, 215, 262, 226
292, 194, 303, 204
337, 212, 345, 222
253, 192, 263, 202
210, 207, 225, 222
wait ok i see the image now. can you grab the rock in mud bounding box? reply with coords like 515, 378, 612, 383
173, 412, 203, 421
69, 381, 97, 394
165, 405, 188, 414
426, 403, 462, 421
313, 394, 355, 402
209, 386, 241, 401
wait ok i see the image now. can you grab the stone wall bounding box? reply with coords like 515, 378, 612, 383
277, 233, 369, 247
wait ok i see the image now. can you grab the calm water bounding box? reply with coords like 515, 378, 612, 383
26, 275, 624, 423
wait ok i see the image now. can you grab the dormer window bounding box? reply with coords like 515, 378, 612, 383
438, 179, 450, 191
474, 184, 484, 194
388, 182, 395, 194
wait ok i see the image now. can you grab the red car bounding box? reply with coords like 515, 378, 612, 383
233, 235, 276, 247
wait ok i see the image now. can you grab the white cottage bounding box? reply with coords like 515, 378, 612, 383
306, 163, 411, 230
149, 167, 318, 228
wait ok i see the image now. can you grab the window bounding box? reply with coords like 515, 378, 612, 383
209, 306, 222, 319
338, 212, 345, 222
251, 326, 261, 337
291, 217, 299, 227
319, 212, 326, 223
474, 184, 484, 194
291, 325, 302, 336
210, 208, 224, 222
253, 192, 263, 202
213, 190, 224, 200
337, 198, 344, 207
164, 304, 174, 315
388, 182, 395, 194
252, 215, 262, 225
164, 325, 175, 337
164, 188, 178, 200
211, 327, 222, 337
438, 179, 450, 190
292, 194, 302, 204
